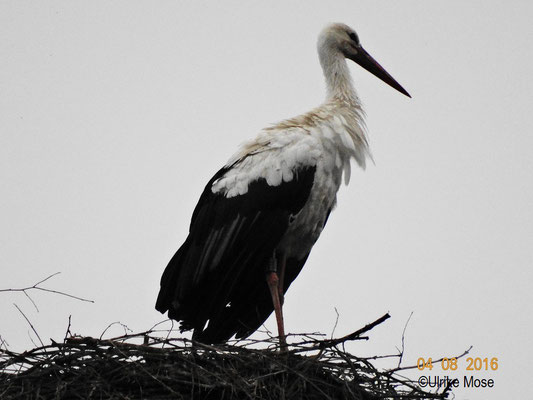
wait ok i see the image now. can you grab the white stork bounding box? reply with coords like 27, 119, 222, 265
156, 23, 410, 345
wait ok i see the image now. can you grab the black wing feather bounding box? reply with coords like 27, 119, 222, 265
156, 165, 316, 343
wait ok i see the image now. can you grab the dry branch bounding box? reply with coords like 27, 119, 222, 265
0, 272, 94, 306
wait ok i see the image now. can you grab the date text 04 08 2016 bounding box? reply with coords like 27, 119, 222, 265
417, 357, 498, 371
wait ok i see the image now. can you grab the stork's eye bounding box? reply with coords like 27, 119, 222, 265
348, 32, 359, 44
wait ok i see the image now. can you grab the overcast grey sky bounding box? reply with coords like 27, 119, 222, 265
1, 1, 532, 398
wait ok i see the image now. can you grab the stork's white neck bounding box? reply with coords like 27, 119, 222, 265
318, 44, 358, 105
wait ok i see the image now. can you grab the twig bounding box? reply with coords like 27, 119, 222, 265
317, 313, 391, 349
33, 271, 61, 286
147, 319, 172, 333
23, 291, 39, 312
397, 311, 413, 368
99, 321, 133, 340
331, 307, 340, 339
164, 319, 175, 348
0, 272, 94, 304
64, 315, 72, 342
13, 303, 45, 348
26, 332, 39, 351
0, 335, 8, 350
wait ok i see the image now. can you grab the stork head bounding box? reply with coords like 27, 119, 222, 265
318, 23, 410, 97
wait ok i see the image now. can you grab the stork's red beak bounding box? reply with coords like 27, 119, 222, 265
348, 46, 411, 98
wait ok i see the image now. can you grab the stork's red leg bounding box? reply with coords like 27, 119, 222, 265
278, 253, 287, 305
266, 271, 287, 349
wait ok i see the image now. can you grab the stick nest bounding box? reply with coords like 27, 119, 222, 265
1, 325, 450, 399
